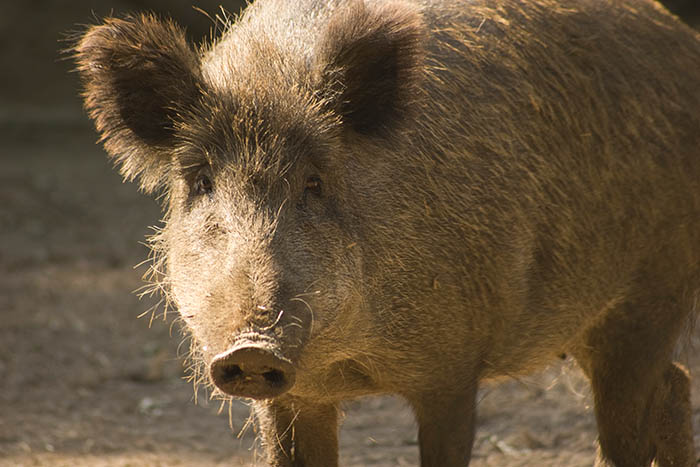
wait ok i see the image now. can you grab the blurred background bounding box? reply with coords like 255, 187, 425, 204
1, 0, 248, 128
1, 2, 698, 467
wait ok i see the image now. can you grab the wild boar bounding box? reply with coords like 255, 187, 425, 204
74, 0, 700, 465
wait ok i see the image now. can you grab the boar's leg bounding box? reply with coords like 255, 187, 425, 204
254, 399, 339, 467
572, 297, 695, 467
650, 362, 694, 467
407, 382, 478, 467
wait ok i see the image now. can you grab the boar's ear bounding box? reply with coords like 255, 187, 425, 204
74, 14, 200, 193
315, 1, 426, 136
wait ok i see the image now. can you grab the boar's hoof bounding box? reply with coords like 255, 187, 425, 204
210, 345, 295, 399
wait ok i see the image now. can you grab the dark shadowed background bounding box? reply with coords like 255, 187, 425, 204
1, 0, 249, 127
1, 1, 699, 467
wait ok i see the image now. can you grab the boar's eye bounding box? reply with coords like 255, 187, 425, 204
305, 176, 322, 197
193, 172, 213, 196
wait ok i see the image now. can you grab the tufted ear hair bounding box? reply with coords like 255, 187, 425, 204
74, 14, 201, 193
315, 0, 426, 136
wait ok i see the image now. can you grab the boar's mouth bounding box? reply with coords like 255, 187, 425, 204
209, 335, 296, 399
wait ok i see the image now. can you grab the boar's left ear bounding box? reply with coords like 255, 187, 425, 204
315, 1, 426, 136
74, 14, 201, 193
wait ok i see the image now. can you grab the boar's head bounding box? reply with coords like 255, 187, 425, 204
74, 1, 425, 400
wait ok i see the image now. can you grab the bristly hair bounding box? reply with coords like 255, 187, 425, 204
138, 218, 237, 408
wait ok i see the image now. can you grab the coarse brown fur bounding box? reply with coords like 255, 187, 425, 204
74, 0, 700, 465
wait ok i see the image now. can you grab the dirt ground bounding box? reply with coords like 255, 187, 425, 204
2, 2, 700, 467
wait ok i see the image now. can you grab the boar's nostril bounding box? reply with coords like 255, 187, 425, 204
221, 364, 243, 381
262, 369, 285, 387
210, 344, 295, 400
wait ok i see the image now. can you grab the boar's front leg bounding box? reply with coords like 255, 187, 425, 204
408, 382, 478, 467
254, 398, 339, 467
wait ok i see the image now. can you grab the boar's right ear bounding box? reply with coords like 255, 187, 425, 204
315, 1, 426, 137
74, 14, 200, 193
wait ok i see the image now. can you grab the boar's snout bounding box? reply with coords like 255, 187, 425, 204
210, 340, 296, 399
